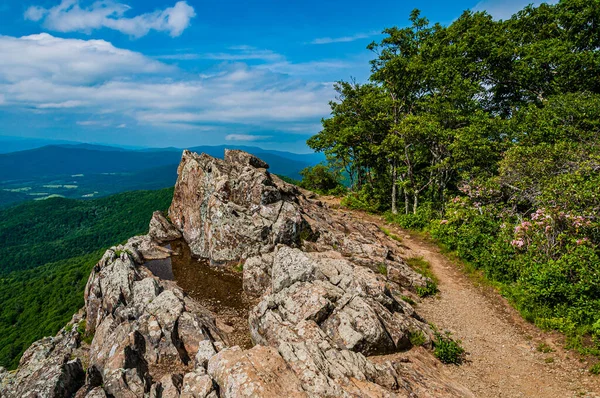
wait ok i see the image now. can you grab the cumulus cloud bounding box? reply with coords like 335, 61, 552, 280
225, 134, 272, 142
0, 33, 333, 132
0, 33, 170, 84
472, 0, 559, 20
24, 0, 196, 38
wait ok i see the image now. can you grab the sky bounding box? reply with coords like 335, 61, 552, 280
0, 0, 556, 152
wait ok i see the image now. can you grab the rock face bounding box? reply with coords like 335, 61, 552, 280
0, 150, 473, 398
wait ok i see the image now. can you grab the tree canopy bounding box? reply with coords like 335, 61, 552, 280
307, 0, 600, 353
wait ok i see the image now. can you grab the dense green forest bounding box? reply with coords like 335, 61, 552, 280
307, 0, 600, 353
0, 188, 173, 369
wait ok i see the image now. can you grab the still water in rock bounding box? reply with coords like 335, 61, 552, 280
144, 239, 253, 348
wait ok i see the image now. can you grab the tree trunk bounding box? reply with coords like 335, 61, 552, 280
413, 193, 418, 214
391, 162, 398, 215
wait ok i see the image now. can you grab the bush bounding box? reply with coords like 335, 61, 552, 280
299, 164, 345, 195
385, 203, 438, 231
433, 331, 466, 365
341, 187, 381, 213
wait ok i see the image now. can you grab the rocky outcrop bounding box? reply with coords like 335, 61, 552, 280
1, 150, 473, 398
0, 312, 86, 398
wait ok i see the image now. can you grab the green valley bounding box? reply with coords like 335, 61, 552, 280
0, 188, 173, 369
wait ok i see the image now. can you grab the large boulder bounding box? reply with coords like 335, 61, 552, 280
168, 149, 316, 264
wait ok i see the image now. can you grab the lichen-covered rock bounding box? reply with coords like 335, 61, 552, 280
149, 211, 182, 243
0, 331, 85, 398
169, 149, 316, 264
207, 346, 308, 398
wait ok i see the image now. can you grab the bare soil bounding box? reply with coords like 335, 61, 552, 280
334, 204, 600, 398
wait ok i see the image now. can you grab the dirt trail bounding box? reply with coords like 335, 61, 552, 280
334, 205, 600, 398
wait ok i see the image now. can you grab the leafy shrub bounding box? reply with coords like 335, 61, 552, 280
416, 282, 439, 298
433, 331, 465, 365
341, 187, 381, 213
299, 164, 345, 195
385, 204, 437, 231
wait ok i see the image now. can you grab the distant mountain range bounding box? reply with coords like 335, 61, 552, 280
0, 139, 324, 208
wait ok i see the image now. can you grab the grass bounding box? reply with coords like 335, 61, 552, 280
380, 226, 403, 242
377, 263, 388, 275
537, 342, 555, 353
233, 261, 244, 273
409, 330, 426, 347
406, 256, 439, 297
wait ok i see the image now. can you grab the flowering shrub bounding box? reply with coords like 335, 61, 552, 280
510, 208, 594, 259
429, 195, 600, 336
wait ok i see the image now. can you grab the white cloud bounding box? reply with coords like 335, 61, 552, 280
310, 32, 376, 45
472, 0, 559, 20
37, 100, 87, 108
0, 33, 171, 84
225, 134, 272, 142
0, 34, 334, 133
24, 0, 196, 38
0, 94, 5, 105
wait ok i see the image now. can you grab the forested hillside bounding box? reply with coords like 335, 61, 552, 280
0, 188, 173, 369
308, 0, 600, 351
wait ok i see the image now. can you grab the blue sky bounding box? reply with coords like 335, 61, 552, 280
0, 0, 555, 152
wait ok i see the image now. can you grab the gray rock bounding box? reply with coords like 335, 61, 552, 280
180, 371, 215, 398
149, 211, 182, 242
195, 340, 218, 368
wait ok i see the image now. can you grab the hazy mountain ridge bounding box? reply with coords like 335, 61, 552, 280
0, 143, 323, 208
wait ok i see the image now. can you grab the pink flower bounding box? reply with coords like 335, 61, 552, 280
576, 238, 589, 245
440, 220, 449, 225
511, 239, 525, 249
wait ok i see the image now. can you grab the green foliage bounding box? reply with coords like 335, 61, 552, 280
307, 0, 600, 350
433, 331, 466, 365
0, 187, 173, 369
299, 164, 346, 195
276, 174, 302, 186
379, 226, 402, 242
384, 205, 437, 231
377, 263, 388, 275
0, 187, 174, 274
409, 330, 426, 347
590, 363, 600, 375
406, 257, 439, 297
0, 252, 101, 369
537, 343, 554, 353
340, 187, 381, 213
416, 282, 439, 298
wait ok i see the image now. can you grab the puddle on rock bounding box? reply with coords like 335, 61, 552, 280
144, 240, 254, 349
